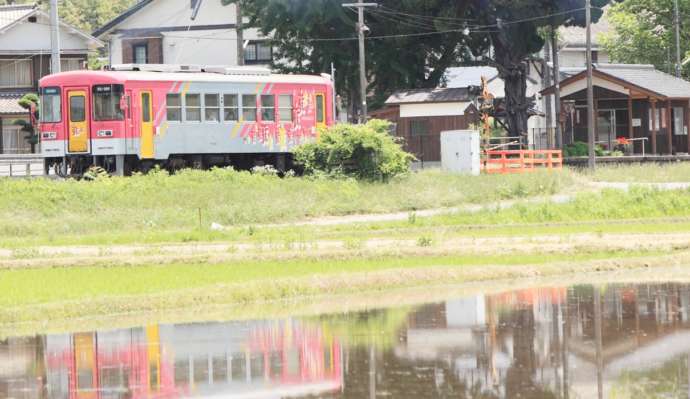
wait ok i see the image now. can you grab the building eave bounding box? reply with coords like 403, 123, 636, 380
93, 0, 154, 38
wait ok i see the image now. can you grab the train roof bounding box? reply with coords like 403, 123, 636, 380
39, 67, 333, 87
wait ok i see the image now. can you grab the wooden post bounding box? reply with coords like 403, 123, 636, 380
627, 97, 634, 138
628, 96, 634, 154
651, 99, 658, 155
666, 100, 673, 154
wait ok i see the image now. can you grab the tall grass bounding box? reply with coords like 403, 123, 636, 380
0, 168, 570, 244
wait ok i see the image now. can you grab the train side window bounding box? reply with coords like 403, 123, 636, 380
204, 94, 220, 123
278, 95, 293, 122
242, 95, 257, 122
70, 95, 86, 122
261, 95, 275, 122
166, 94, 181, 122
223, 94, 238, 121
141, 92, 152, 122
316, 94, 325, 124
185, 93, 201, 122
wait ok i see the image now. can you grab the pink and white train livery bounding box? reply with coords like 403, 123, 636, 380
38, 65, 335, 175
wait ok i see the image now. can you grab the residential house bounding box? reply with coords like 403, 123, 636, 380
370, 88, 480, 168
542, 63, 690, 156
557, 6, 611, 68
0, 4, 102, 154
94, 0, 272, 67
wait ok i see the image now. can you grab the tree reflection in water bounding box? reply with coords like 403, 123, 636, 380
2, 283, 690, 398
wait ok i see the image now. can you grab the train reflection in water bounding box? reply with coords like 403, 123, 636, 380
1, 320, 342, 399
2, 283, 690, 398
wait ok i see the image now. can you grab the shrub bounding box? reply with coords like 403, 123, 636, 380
564, 141, 604, 157
293, 119, 415, 181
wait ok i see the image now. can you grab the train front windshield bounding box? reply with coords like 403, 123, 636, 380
93, 84, 125, 121
40, 87, 61, 123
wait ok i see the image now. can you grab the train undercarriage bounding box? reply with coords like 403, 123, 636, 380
44, 153, 294, 178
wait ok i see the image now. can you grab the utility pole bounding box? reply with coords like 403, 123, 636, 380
49, 0, 61, 74
551, 31, 563, 149
674, 0, 682, 77
343, 1, 377, 123
236, 2, 244, 66
586, 0, 595, 169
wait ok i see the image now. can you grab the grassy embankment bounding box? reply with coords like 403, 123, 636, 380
2, 163, 690, 332
0, 167, 571, 248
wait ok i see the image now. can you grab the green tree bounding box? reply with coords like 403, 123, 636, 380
14, 93, 39, 154
59, 0, 136, 33
601, 0, 690, 75
470, 0, 609, 141
222, 0, 481, 119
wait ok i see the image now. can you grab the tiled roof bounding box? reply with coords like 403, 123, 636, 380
444, 66, 498, 88
546, 64, 690, 99
0, 93, 29, 115
595, 64, 690, 98
0, 4, 36, 31
385, 87, 473, 105
558, 6, 611, 49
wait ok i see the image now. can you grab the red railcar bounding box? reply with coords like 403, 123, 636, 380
38, 65, 335, 176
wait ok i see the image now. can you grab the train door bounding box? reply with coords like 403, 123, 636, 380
140, 91, 154, 159
315, 93, 326, 129
67, 89, 90, 153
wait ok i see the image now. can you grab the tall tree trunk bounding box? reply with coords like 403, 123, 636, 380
493, 36, 530, 147
497, 63, 529, 146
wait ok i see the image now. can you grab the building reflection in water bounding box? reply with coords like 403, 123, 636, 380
2, 283, 690, 398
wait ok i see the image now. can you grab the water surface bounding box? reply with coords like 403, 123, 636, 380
2, 282, 690, 398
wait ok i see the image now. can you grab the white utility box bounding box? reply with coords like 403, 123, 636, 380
440, 130, 480, 175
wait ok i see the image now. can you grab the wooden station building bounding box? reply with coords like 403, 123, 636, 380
542, 64, 690, 155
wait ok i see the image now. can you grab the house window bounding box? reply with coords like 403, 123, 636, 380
204, 94, 220, 122
61, 59, 82, 72
261, 95, 275, 122
133, 44, 148, 64
166, 93, 182, 121
242, 94, 257, 121
674, 107, 686, 135
409, 120, 429, 136
185, 93, 201, 122
278, 95, 293, 122
649, 108, 661, 130
2, 122, 31, 154
592, 51, 599, 64
244, 41, 272, 64
223, 94, 238, 121
0, 60, 32, 88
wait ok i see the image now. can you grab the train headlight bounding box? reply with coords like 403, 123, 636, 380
41, 131, 57, 140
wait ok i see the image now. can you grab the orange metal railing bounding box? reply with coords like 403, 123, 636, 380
482, 150, 563, 174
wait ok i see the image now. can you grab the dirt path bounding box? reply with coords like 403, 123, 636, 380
2, 230, 690, 269
264, 181, 687, 228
